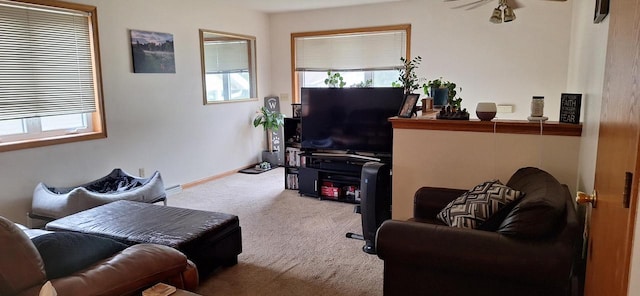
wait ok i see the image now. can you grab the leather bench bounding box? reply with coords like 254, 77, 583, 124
45, 200, 242, 276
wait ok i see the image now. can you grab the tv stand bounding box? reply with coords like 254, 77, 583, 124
297, 152, 389, 204
309, 152, 383, 162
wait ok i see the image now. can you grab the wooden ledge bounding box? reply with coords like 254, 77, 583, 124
389, 116, 582, 137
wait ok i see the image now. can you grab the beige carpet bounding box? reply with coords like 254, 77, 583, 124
167, 168, 383, 296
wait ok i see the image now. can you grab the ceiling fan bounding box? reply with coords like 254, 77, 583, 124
444, 0, 568, 23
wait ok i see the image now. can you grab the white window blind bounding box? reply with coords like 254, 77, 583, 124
0, 1, 96, 121
204, 41, 249, 73
295, 30, 406, 72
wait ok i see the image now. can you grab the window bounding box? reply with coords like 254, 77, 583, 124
291, 25, 411, 102
0, 0, 105, 152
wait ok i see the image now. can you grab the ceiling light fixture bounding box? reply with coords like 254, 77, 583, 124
489, 0, 516, 24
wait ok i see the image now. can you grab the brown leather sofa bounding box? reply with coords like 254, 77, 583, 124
0, 216, 198, 296
376, 167, 580, 296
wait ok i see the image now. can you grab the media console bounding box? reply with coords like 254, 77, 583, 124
297, 152, 390, 204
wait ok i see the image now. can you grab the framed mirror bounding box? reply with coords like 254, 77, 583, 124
199, 29, 257, 104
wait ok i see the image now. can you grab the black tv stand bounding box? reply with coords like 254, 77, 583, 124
307, 151, 389, 163
297, 152, 388, 204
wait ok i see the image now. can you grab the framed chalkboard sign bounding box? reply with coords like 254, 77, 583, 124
559, 93, 582, 124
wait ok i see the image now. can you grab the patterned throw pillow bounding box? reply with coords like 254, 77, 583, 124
437, 180, 523, 229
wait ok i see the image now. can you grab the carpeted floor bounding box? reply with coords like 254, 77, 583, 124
167, 167, 383, 296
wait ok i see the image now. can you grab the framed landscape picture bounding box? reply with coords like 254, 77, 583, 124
559, 93, 582, 124
130, 30, 176, 73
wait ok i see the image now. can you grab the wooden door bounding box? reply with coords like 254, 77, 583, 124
584, 0, 640, 295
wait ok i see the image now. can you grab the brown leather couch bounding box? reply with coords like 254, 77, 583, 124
0, 216, 198, 296
376, 167, 580, 296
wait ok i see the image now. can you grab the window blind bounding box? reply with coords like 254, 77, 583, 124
204, 41, 249, 73
0, 1, 96, 121
295, 30, 406, 72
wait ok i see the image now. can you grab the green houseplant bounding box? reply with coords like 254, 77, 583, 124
398, 56, 422, 95
324, 71, 346, 88
423, 78, 463, 109
253, 106, 285, 165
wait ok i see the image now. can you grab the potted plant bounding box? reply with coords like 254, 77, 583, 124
324, 71, 346, 88
423, 78, 463, 109
398, 56, 422, 95
253, 106, 285, 166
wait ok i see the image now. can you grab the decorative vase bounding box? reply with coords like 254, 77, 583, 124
476, 102, 497, 121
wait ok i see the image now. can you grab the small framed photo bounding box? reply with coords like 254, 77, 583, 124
398, 94, 420, 118
559, 93, 582, 124
291, 103, 302, 118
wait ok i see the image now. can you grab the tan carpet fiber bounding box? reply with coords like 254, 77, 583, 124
167, 167, 383, 296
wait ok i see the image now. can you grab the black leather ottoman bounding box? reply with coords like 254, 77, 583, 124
45, 200, 242, 276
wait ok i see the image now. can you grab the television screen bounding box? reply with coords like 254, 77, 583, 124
300, 87, 405, 155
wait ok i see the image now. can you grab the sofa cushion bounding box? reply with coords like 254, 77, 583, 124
0, 217, 47, 296
437, 180, 523, 229
32, 232, 127, 279
499, 167, 567, 238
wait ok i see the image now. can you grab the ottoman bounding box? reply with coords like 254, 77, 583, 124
45, 200, 242, 276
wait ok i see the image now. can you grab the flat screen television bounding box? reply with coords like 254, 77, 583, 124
300, 87, 405, 155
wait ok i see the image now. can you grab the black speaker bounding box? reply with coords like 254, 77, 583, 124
359, 161, 391, 254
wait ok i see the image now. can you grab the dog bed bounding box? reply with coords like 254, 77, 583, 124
31, 168, 166, 220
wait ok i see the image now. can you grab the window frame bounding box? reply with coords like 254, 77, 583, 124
0, 0, 106, 152
290, 24, 412, 103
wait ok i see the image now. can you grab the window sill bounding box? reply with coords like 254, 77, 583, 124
0, 131, 106, 152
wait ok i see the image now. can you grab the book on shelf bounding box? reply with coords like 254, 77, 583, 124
285, 147, 302, 167
286, 173, 299, 190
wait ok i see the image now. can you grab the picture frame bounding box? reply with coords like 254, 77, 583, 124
398, 94, 420, 118
291, 103, 302, 118
594, 0, 609, 24
130, 29, 175, 73
559, 93, 582, 124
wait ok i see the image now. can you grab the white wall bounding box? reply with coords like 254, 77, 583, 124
567, 0, 608, 193
0, 0, 271, 224
269, 0, 573, 120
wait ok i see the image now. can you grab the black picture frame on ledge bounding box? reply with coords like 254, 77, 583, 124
398, 94, 420, 118
559, 93, 582, 124
594, 0, 609, 23
291, 103, 302, 118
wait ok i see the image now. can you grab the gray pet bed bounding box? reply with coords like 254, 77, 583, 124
31, 168, 166, 220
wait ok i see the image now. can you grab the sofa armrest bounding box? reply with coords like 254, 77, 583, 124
376, 220, 574, 286
165, 259, 199, 292
414, 187, 467, 220
51, 244, 198, 295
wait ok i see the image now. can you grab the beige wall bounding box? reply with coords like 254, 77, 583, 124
0, 0, 271, 224
269, 0, 573, 120
391, 129, 581, 220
